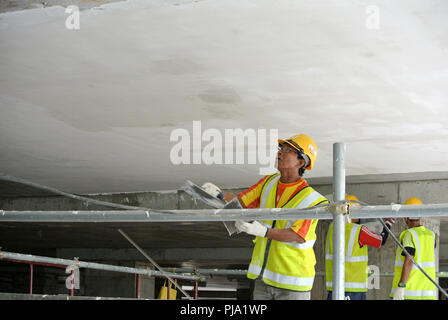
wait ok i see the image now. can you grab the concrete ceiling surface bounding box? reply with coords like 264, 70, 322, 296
1, 0, 448, 195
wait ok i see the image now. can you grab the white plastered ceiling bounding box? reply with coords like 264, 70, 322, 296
0, 0, 447, 194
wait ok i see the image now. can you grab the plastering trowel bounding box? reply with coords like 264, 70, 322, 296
180, 180, 241, 236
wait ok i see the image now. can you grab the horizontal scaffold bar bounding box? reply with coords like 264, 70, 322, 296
0, 251, 203, 281
1, 203, 448, 222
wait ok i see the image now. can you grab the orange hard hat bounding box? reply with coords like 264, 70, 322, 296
345, 194, 361, 207
404, 197, 423, 205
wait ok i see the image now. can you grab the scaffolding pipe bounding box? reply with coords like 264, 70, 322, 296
317, 271, 448, 278
348, 204, 448, 219
69, 269, 74, 296
2, 202, 448, 223
0, 207, 329, 222
175, 268, 448, 278
135, 274, 142, 299
118, 228, 194, 300
0, 173, 150, 211
3, 144, 448, 302
176, 268, 248, 276
0, 251, 203, 281
29, 264, 33, 294
332, 142, 346, 300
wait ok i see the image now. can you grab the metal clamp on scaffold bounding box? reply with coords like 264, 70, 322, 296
192, 267, 202, 281
328, 201, 349, 216
73, 257, 81, 268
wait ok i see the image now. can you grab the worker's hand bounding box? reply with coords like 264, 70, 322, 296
393, 287, 405, 300
235, 221, 268, 237
201, 182, 224, 200
384, 218, 396, 229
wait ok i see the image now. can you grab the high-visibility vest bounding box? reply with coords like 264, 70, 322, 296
247, 173, 328, 291
325, 222, 369, 292
390, 226, 437, 300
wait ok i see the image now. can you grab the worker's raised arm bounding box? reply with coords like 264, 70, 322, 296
202, 183, 246, 208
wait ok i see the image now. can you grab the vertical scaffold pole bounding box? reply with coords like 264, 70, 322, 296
29, 263, 33, 294
332, 142, 346, 300
135, 274, 141, 299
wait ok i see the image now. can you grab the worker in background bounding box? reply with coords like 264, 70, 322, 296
325, 194, 395, 300
203, 134, 328, 300
390, 197, 437, 300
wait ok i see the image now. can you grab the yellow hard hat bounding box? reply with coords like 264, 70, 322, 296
345, 194, 361, 207
404, 197, 423, 205
278, 134, 318, 170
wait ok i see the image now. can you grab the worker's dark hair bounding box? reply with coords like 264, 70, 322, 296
297, 153, 306, 177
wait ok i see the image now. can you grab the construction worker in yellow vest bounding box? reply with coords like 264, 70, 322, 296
390, 197, 437, 300
203, 134, 328, 300
325, 195, 395, 300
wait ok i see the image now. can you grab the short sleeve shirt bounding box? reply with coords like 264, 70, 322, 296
401, 230, 416, 256
402, 231, 415, 249
238, 175, 316, 240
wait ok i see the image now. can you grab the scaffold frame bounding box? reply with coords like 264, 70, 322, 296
1, 142, 448, 300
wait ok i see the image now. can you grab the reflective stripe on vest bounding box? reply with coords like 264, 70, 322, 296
402, 290, 437, 297
248, 264, 315, 287
284, 191, 324, 229
283, 239, 316, 250
390, 226, 437, 300
325, 281, 367, 289
326, 254, 368, 263
247, 173, 327, 291
259, 174, 280, 208
325, 223, 369, 292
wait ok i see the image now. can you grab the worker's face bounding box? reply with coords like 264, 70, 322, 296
276, 144, 305, 170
